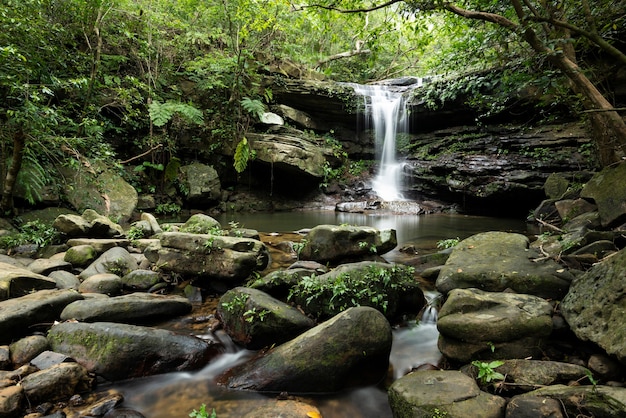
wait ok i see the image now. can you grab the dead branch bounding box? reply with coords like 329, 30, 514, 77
119, 144, 163, 164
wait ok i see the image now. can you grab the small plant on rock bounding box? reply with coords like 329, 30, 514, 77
472, 360, 505, 386
189, 404, 216, 418
437, 237, 460, 250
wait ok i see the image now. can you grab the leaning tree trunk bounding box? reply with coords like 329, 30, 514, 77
0, 129, 25, 214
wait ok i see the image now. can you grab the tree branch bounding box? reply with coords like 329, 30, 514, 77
441, 2, 519, 31
316, 48, 371, 68
294, 0, 403, 13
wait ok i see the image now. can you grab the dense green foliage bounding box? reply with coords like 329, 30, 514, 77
1, 0, 624, 212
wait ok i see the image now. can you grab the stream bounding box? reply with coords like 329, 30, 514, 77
105, 211, 527, 417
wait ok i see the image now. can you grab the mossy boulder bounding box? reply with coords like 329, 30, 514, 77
47, 321, 219, 381
221, 306, 392, 393
217, 287, 315, 350
580, 161, 626, 227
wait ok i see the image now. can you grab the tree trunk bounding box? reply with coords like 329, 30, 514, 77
1, 129, 25, 214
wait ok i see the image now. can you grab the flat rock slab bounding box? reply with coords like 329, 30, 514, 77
60, 292, 192, 324
48, 321, 219, 381
0, 289, 84, 344
436, 231, 572, 299
388, 370, 506, 418
0, 262, 58, 301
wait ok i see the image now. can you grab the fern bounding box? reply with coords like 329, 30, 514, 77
240, 97, 265, 120
13, 153, 49, 205
149, 100, 204, 127
233, 137, 251, 173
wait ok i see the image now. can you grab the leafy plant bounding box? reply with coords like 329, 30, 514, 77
233, 137, 255, 174
0, 220, 60, 250
437, 237, 460, 250
155, 202, 182, 216
472, 360, 505, 386
189, 404, 216, 418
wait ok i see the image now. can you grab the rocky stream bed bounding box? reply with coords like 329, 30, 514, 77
1, 163, 626, 417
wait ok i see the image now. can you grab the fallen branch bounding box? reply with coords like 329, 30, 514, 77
316, 48, 371, 68
536, 218, 564, 233
119, 144, 163, 164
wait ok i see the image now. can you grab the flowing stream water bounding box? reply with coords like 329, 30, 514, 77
351, 84, 409, 201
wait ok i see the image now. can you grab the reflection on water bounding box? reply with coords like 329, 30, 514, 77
110, 212, 527, 417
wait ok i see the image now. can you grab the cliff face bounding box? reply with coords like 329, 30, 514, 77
262, 78, 597, 216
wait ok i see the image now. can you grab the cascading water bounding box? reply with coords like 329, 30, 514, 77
353, 84, 409, 201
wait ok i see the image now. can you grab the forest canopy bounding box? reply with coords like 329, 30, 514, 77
0, 0, 625, 211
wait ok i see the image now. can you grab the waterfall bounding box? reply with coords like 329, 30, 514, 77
353, 84, 409, 201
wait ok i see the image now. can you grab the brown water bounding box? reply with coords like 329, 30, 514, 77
106, 212, 528, 417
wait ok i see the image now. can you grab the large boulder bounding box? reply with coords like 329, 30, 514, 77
144, 232, 269, 284
299, 224, 397, 264
61, 166, 137, 223
78, 246, 138, 280
388, 370, 506, 418
437, 288, 553, 363
0, 289, 84, 344
288, 261, 424, 320
47, 321, 219, 381
217, 287, 315, 350
508, 385, 626, 417
60, 293, 192, 324
178, 162, 221, 204
0, 262, 57, 301
561, 246, 626, 364
436, 231, 572, 299
220, 306, 392, 393
580, 161, 626, 227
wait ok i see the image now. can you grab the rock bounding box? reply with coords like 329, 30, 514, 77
580, 161, 626, 227
144, 232, 269, 284
0, 345, 9, 369
77, 390, 125, 417
20, 362, 92, 404
78, 273, 123, 295
60, 293, 192, 324
259, 112, 284, 125
544, 173, 571, 199
179, 213, 221, 234
79, 247, 138, 280
64, 244, 98, 267
299, 224, 397, 264
82, 209, 126, 237
554, 198, 597, 221
47, 321, 219, 381
139, 212, 162, 235
66, 238, 130, 253
246, 132, 333, 178
505, 395, 565, 417
26, 259, 72, 276
0, 385, 23, 418
217, 287, 315, 350
221, 306, 392, 393
276, 104, 319, 130
437, 288, 553, 363
242, 399, 322, 418
53, 214, 92, 237
288, 261, 425, 320
48, 270, 81, 290
509, 384, 626, 417
0, 262, 57, 301
436, 231, 572, 299
248, 267, 321, 299
0, 289, 83, 344
30, 351, 73, 370
587, 354, 624, 381
388, 370, 506, 418
471, 359, 591, 392
561, 247, 626, 364
178, 162, 221, 204
121, 269, 162, 291
61, 167, 137, 224
9, 335, 49, 366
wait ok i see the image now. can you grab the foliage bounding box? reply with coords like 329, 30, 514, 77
233, 137, 255, 174
148, 101, 203, 128
437, 237, 460, 250
472, 360, 505, 386
288, 264, 415, 315
155, 202, 181, 216
189, 404, 216, 418
0, 220, 60, 250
